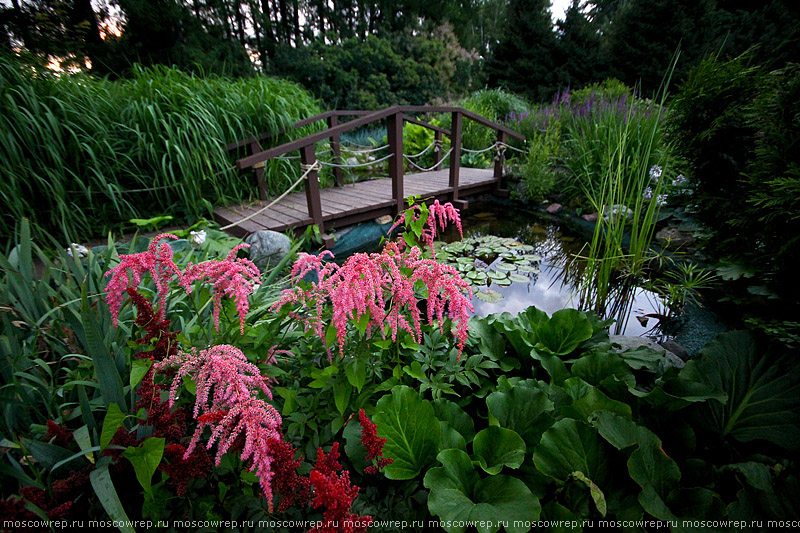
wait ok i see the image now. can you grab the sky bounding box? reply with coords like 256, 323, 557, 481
550, 0, 572, 22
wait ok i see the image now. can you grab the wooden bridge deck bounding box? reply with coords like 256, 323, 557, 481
215, 167, 496, 237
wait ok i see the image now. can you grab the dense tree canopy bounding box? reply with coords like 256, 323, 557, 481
1, 0, 798, 103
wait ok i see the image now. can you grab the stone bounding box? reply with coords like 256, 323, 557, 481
375, 215, 393, 225
546, 203, 562, 214
660, 339, 690, 362
602, 204, 634, 222
609, 335, 685, 369
655, 226, 694, 248
245, 230, 292, 269
581, 212, 598, 222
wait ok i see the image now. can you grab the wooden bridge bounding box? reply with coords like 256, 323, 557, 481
215, 106, 525, 247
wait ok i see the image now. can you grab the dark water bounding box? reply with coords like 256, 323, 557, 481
450, 201, 663, 337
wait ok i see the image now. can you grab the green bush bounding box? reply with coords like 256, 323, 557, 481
0, 56, 320, 245
459, 88, 528, 152
669, 55, 800, 302
518, 121, 561, 201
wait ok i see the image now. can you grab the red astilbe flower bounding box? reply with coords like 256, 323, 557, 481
267, 438, 311, 512
156, 344, 283, 512
182, 243, 261, 334
45, 420, 72, 448
308, 442, 372, 533
389, 200, 463, 257
272, 245, 473, 359
104, 233, 183, 325
126, 287, 179, 360
358, 409, 394, 474
159, 443, 212, 497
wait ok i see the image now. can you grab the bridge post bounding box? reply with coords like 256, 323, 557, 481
433, 131, 443, 170
387, 112, 404, 216
493, 130, 509, 197
449, 111, 467, 209
327, 115, 344, 187
300, 144, 334, 248
249, 140, 269, 200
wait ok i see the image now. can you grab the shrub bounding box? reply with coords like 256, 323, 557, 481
669, 55, 800, 303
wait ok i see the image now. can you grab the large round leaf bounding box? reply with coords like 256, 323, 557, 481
533, 418, 609, 485
374, 385, 441, 480
681, 330, 800, 450
472, 426, 526, 474
535, 309, 593, 356
486, 385, 554, 449
424, 449, 541, 533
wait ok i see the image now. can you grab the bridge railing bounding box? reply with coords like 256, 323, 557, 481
228, 106, 525, 242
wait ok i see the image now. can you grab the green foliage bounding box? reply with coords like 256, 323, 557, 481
518, 121, 561, 201
271, 31, 465, 110
669, 55, 800, 304
0, 56, 320, 245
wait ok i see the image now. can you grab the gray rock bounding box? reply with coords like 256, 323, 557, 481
245, 230, 291, 269
660, 339, 690, 362
375, 215, 393, 225
546, 203, 563, 214
602, 204, 634, 222
609, 334, 685, 369
582, 212, 599, 222
655, 226, 695, 248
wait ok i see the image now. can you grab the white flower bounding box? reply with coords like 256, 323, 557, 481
649, 165, 663, 182
642, 186, 654, 200
672, 174, 687, 187
656, 194, 668, 206
189, 230, 207, 247
66, 243, 89, 258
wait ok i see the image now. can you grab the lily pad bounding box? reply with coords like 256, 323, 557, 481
488, 271, 508, 280
495, 263, 517, 272
494, 277, 512, 286
476, 290, 504, 303
517, 265, 541, 274
509, 274, 530, 284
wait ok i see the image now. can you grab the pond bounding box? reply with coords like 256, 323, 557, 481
437, 199, 664, 337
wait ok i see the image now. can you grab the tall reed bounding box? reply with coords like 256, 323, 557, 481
0, 57, 320, 245
573, 63, 679, 313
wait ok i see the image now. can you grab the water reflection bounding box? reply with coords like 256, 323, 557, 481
452, 202, 662, 337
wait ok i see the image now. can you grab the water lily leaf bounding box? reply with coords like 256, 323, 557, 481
374, 385, 441, 479
486, 385, 554, 449
424, 449, 541, 533
494, 277, 512, 286
680, 331, 800, 450
456, 257, 473, 264
488, 270, 508, 280
476, 290, 504, 303
475, 247, 493, 256
536, 309, 593, 356
472, 426, 526, 474
494, 262, 517, 272
517, 265, 540, 273
533, 418, 609, 486
509, 273, 530, 284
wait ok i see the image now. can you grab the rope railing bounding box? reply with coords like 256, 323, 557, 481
220, 160, 322, 231
404, 148, 454, 172
339, 144, 389, 154
318, 152, 394, 168
402, 140, 437, 160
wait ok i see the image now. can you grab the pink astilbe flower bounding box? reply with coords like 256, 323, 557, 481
272, 244, 473, 360
389, 200, 463, 257
183, 244, 261, 334
156, 344, 282, 512
158, 345, 271, 418
104, 233, 183, 325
